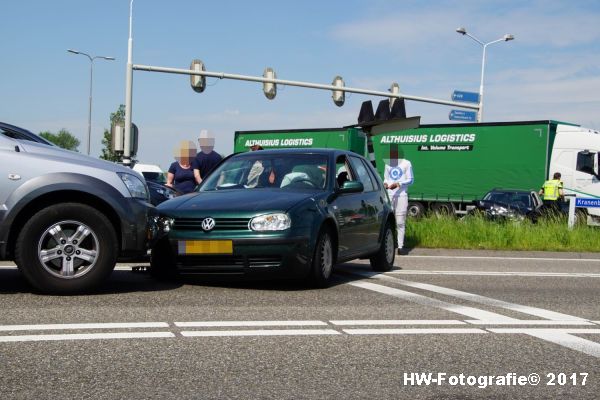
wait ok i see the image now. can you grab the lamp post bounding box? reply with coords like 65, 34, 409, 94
67, 49, 115, 155
456, 27, 514, 123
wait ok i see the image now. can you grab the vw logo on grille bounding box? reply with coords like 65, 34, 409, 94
201, 217, 216, 232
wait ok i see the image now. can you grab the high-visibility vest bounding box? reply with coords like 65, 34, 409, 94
541, 179, 562, 200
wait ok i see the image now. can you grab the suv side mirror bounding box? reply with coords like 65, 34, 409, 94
338, 180, 364, 193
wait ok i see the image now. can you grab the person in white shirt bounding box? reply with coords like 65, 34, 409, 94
383, 156, 414, 254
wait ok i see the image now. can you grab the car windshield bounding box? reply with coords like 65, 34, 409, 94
0, 126, 54, 146
483, 191, 531, 208
200, 154, 328, 192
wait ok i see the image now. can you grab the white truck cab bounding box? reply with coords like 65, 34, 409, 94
550, 124, 600, 224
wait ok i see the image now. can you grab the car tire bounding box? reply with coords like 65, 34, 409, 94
14, 203, 117, 294
310, 229, 334, 288
370, 222, 395, 272
150, 239, 178, 280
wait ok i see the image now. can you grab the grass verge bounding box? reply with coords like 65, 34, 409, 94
405, 214, 600, 252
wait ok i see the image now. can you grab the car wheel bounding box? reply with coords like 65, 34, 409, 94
150, 239, 178, 280
14, 203, 117, 294
310, 229, 334, 288
370, 222, 395, 272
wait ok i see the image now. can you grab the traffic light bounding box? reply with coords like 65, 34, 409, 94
332, 76, 345, 107
190, 59, 206, 93
263, 67, 277, 100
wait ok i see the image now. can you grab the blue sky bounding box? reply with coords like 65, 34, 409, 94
2, 0, 600, 170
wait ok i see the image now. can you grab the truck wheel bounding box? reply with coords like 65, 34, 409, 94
407, 202, 425, 219
432, 202, 455, 217
15, 203, 117, 294
370, 222, 395, 272
310, 229, 334, 288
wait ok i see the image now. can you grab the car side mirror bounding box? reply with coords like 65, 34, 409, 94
338, 180, 364, 193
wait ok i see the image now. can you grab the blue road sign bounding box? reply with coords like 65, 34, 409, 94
575, 197, 600, 208
452, 90, 480, 104
449, 109, 477, 122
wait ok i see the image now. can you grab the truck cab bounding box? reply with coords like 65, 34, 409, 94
550, 124, 600, 224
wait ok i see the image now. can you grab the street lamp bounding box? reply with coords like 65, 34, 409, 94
456, 27, 514, 122
67, 49, 115, 155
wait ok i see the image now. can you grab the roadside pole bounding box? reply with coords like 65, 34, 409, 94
567, 195, 576, 230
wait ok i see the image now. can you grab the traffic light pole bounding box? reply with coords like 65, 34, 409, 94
122, 2, 480, 164
132, 63, 480, 110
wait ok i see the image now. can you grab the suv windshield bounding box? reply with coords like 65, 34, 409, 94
201, 154, 328, 192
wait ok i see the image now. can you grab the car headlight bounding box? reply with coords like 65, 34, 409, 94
489, 206, 507, 215
154, 215, 174, 233
250, 213, 291, 231
118, 172, 149, 200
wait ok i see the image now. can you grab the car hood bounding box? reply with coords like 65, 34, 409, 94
478, 200, 533, 213
158, 188, 318, 214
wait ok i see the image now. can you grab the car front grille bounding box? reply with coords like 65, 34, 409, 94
173, 217, 251, 231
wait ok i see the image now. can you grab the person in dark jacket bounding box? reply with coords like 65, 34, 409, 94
166, 140, 199, 194
193, 129, 222, 184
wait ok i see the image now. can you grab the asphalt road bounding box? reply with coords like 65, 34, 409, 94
1, 249, 599, 399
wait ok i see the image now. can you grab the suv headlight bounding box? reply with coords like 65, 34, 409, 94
250, 213, 291, 231
118, 172, 149, 200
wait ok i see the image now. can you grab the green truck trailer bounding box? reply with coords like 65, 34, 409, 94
233, 127, 366, 154
235, 120, 600, 222
371, 120, 600, 220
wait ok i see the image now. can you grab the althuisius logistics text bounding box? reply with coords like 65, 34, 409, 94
379, 132, 476, 152
379, 133, 476, 144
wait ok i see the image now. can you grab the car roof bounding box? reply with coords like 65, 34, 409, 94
133, 163, 164, 173
488, 188, 534, 193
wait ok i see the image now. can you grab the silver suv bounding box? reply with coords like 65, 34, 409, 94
0, 122, 153, 293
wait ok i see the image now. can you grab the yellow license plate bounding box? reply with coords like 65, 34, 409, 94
178, 240, 233, 255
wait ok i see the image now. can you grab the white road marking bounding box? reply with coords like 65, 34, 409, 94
343, 328, 486, 335
490, 328, 600, 334
330, 320, 465, 326
393, 278, 587, 321
349, 281, 518, 322
489, 329, 600, 358
466, 320, 594, 326
180, 329, 340, 337
0, 332, 175, 343
389, 270, 600, 278
402, 255, 600, 262
175, 320, 327, 327
0, 322, 169, 332
354, 272, 587, 322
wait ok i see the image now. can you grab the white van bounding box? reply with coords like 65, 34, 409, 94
133, 163, 166, 183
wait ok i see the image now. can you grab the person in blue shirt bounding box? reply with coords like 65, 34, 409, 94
193, 129, 222, 184
166, 140, 200, 194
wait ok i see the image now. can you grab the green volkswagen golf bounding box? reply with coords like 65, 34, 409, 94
151, 148, 396, 286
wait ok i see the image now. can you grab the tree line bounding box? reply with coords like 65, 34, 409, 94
36, 104, 124, 162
